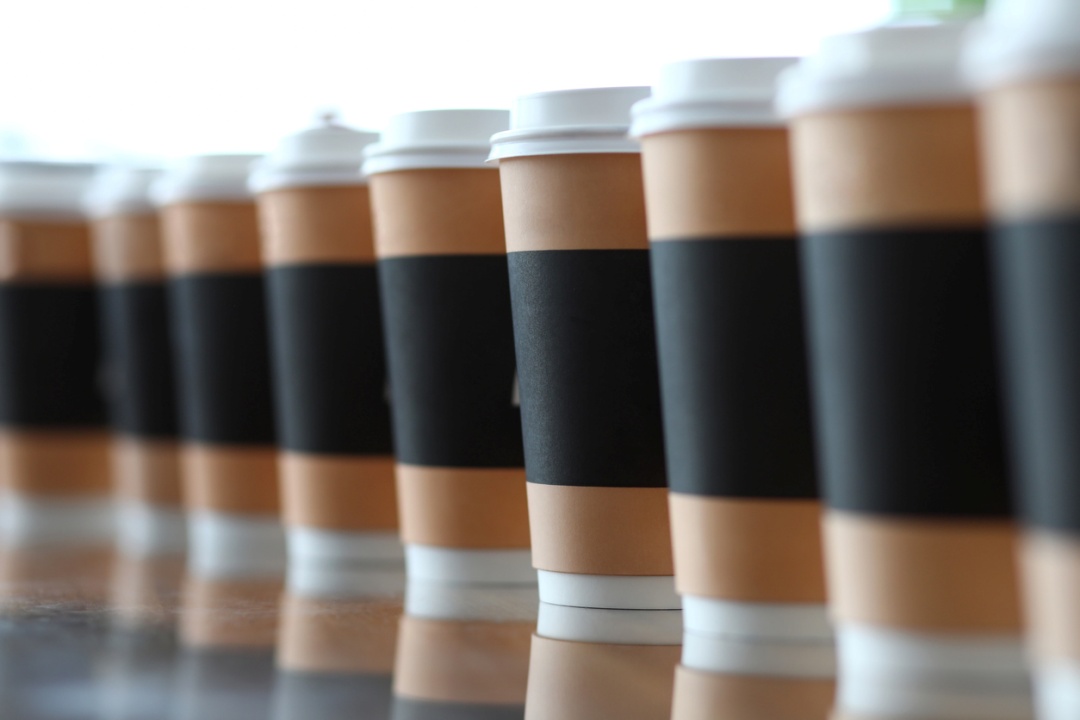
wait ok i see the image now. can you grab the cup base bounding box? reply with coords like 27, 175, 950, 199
189, 510, 285, 579
537, 601, 682, 645
537, 570, 680, 610
682, 630, 836, 678
1037, 663, 1080, 720
682, 595, 831, 642
117, 502, 187, 557
405, 544, 535, 585
0, 491, 114, 548
287, 526, 403, 565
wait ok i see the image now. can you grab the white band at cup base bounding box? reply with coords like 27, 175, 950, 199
287, 527, 403, 565
405, 579, 539, 622
1036, 663, 1080, 720
0, 492, 114, 548
681, 596, 832, 642
116, 502, 187, 557
840, 672, 1034, 720
0, 161, 98, 221
837, 623, 1028, 683
536, 570, 680, 610
681, 630, 837, 679
188, 510, 285, 579
287, 560, 406, 599
536, 601, 681, 645
404, 545, 535, 585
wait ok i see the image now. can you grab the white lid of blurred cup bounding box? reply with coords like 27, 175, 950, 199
966, 0, 1080, 89
488, 86, 651, 162
249, 113, 379, 194
362, 109, 510, 176
152, 154, 261, 207
776, 22, 973, 118
84, 165, 160, 219
0, 161, 98, 221
630, 57, 798, 137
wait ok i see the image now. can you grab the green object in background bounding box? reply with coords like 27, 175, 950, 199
893, 0, 986, 18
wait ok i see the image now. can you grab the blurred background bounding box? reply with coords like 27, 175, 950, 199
0, 0, 915, 162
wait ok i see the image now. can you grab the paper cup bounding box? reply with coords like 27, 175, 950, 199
970, 2, 1080, 717
88, 165, 185, 557
254, 119, 399, 565
0, 161, 111, 543
633, 57, 828, 641
155, 154, 283, 570
364, 109, 533, 585
780, 21, 1025, 718
490, 87, 673, 610
392, 579, 534, 719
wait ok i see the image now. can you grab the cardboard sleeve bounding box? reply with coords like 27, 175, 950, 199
524, 635, 679, 720
369, 169, 506, 259
179, 574, 282, 649
257, 185, 376, 266
396, 464, 529, 549
182, 443, 279, 516
1022, 531, 1080, 664
640, 128, 796, 240
114, 437, 182, 506
276, 592, 400, 673
0, 219, 94, 282
499, 154, 648, 253
981, 77, 1080, 220
671, 665, 834, 720
669, 494, 825, 603
825, 511, 1021, 633
280, 452, 397, 531
162, 202, 262, 275
91, 213, 165, 282
527, 483, 673, 576
393, 616, 533, 705
0, 429, 110, 495
789, 105, 985, 234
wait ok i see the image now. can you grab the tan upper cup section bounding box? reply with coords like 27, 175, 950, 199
527, 483, 673, 576
640, 128, 796, 240
257, 185, 376, 266
980, 77, 1080, 220
161, 201, 262, 275
91, 213, 165, 283
0, 219, 94, 282
369, 168, 506, 258
669, 494, 826, 603
826, 510, 1021, 633
789, 105, 985, 233
499, 154, 649, 253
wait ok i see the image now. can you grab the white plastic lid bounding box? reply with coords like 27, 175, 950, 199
84, 165, 160, 218
249, 114, 379, 193
966, 0, 1080, 89
0, 161, 98, 220
362, 109, 509, 176
776, 22, 972, 118
153, 153, 261, 206
488, 86, 652, 161
631, 57, 799, 136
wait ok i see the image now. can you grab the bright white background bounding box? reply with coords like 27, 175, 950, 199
0, 0, 891, 161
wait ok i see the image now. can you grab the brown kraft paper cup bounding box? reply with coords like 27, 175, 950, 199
980, 77, 1080, 668
369, 168, 528, 552
641, 127, 824, 605
258, 185, 396, 533
500, 153, 671, 579
789, 104, 1020, 633
162, 202, 278, 518
671, 665, 834, 720
0, 218, 109, 497
92, 212, 182, 508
